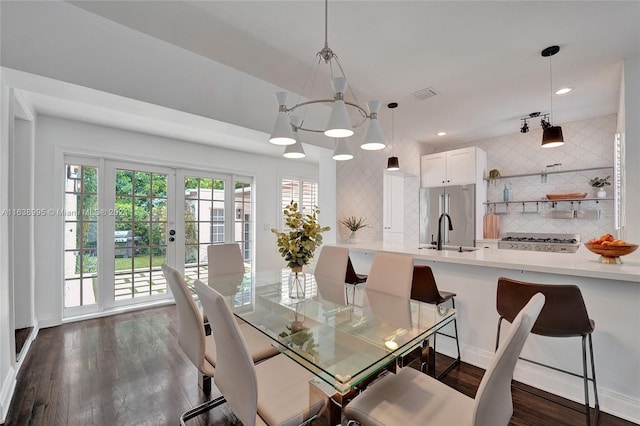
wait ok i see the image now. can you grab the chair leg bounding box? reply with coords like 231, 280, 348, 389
199, 373, 211, 394
431, 298, 462, 379
180, 395, 226, 425
588, 333, 600, 425
582, 335, 591, 426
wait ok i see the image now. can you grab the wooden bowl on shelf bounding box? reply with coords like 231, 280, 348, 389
584, 242, 638, 264
546, 193, 587, 200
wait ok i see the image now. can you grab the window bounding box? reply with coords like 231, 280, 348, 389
280, 177, 318, 229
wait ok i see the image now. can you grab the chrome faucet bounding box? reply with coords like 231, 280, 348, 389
437, 213, 454, 251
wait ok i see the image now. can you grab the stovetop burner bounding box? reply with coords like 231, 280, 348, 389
498, 233, 581, 253
501, 236, 578, 244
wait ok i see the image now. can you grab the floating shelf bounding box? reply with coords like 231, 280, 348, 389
484, 197, 613, 205
484, 165, 614, 181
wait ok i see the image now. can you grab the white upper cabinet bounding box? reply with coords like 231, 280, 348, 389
421, 147, 483, 187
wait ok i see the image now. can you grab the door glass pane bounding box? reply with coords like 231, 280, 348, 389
235, 181, 252, 268
183, 176, 227, 283
114, 169, 168, 301
64, 164, 98, 308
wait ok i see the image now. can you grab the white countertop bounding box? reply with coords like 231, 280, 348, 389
338, 241, 640, 283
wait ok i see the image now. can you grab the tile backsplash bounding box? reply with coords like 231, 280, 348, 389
337, 114, 617, 244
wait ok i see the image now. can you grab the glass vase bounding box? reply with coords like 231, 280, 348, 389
288, 268, 306, 299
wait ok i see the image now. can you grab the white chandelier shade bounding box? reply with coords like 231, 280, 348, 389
269, 92, 296, 145
283, 116, 306, 158
332, 138, 353, 161
325, 77, 354, 138
361, 100, 385, 150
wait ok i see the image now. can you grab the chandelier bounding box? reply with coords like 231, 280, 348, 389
268, 0, 385, 159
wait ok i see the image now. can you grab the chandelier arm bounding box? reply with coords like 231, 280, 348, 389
286, 99, 369, 133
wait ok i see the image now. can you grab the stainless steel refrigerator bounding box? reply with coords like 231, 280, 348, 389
419, 185, 476, 247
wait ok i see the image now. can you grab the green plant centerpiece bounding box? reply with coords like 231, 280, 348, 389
340, 216, 369, 243
271, 201, 330, 270
589, 176, 611, 188
340, 216, 369, 232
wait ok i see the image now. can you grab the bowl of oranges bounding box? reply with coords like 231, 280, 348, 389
584, 234, 638, 264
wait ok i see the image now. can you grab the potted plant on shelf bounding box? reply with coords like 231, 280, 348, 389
589, 176, 611, 198
488, 169, 501, 186
272, 201, 330, 298
340, 216, 369, 243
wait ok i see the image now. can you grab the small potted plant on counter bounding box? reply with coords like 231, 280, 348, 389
589, 176, 611, 198
340, 216, 369, 243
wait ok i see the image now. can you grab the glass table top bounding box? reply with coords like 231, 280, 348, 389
208, 269, 456, 395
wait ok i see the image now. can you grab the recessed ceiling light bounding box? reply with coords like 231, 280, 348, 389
437, 131, 447, 136
555, 87, 573, 95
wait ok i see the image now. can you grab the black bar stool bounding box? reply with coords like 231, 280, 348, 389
411, 265, 461, 378
496, 277, 599, 426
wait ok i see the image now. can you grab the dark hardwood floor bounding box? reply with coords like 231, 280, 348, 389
14, 327, 33, 357
3, 306, 636, 426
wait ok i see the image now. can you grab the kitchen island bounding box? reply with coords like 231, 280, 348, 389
338, 241, 640, 423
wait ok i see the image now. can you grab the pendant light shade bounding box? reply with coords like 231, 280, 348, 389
361, 101, 386, 150
542, 126, 564, 148
283, 116, 306, 158
386, 156, 400, 171
385, 102, 400, 171
332, 138, 353, 161
325, 78, 354, 138
269, 92, 296, 145
540, 46, 565, 148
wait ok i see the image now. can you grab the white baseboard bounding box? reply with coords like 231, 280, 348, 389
435, 339, 640, 424
0, 365, 17, 424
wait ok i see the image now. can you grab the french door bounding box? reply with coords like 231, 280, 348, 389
63, 157, 253, 318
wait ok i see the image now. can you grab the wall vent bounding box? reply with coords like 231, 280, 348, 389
411, 87, 439, 101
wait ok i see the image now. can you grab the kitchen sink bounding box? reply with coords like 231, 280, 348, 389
419, 245, 480, 252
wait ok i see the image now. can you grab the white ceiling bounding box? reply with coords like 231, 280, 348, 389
65, 0, 639, 150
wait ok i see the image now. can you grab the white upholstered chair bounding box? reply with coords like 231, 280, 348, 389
207, 243, 246, 282
314, 245, 349, 282
344, 293, 545, 426
364, 252, 414, 299
194, 280, 327, 426
161, 265, 279, 423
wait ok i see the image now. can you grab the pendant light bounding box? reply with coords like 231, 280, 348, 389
541, 46, 565, 148
386, 102, 400, 171
332, 138, 354, 161
283, 116, 306, 159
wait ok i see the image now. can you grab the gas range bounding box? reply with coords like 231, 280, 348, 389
498, 232, 581, 253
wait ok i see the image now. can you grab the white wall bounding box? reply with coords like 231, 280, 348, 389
32, 115, 319, 327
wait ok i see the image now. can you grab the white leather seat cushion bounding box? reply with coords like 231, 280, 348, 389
204, 324, 279, 369
255, 355, 327, 426
344, 367, 474, 426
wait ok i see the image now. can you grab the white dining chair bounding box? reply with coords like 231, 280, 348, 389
365, 252, 414, 299
207, 243, 246, 282
314, 245, 349, 282
344, 293, 545, 426
161, 265, 279, 423
194, 280, 327, 426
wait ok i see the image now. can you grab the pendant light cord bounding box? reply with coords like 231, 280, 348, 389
324, 0, 329, 50
549, 55, 553, 124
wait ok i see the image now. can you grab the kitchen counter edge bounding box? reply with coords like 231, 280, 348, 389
337, 241, 640, 283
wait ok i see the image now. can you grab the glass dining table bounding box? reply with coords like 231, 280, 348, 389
207, 269, 457, 420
